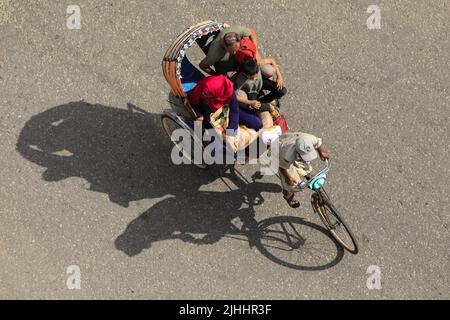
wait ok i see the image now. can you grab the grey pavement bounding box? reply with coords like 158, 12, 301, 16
0, 0, 449, 299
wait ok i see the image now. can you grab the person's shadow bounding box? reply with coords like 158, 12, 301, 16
16, 101, 343, 270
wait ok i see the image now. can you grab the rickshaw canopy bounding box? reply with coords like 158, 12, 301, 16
162, 20, 226, 97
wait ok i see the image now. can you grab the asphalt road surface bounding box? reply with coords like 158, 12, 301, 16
0, 0, 449, 299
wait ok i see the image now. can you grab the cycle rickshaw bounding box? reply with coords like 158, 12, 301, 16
161, 20, 359, 254
161, 20, 287, 168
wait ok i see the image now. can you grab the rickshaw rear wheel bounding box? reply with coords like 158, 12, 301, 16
161, 114, 208, 169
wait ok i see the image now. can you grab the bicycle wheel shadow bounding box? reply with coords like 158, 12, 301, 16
222, 171, 345, 271
250, 216, 344, 271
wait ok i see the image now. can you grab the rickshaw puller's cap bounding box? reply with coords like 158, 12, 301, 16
295, 137, 318, 162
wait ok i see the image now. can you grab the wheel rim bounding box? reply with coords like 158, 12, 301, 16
312, 193, 358, 254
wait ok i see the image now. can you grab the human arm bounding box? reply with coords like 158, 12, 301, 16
279, 167, 299, 186
187, 82, 206, 120
235, 92, 261, 109
307, 133, 329, 160
199, 58, 217, 76
317, 144, 330, 160
198, 39, 223, 75
248, 27, 262, 65
262, 57, 284, 89
233, 75, 262, 109
187, 81, 201, 106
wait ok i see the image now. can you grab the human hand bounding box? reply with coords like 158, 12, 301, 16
319, 149, 330, 161
249, 100, 261, 109
276, 77, 284, 90
287, 177, 300, 186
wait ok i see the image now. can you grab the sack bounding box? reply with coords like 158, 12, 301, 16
273, 114, 289, 133
210, 106, 258, 152
260, 111, 274, 128
234, 38, 257, 65
260, 125, 282, 145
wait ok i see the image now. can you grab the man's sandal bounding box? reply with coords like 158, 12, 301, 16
283, 192, 300, 208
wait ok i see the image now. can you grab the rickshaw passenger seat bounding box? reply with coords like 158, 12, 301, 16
181, 57, 205, 93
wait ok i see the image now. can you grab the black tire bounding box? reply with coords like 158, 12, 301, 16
161, 114, 208, 169
311, 190, 359, 254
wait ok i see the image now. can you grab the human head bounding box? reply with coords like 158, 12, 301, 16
295, 137, 318, 162
241, 58, 259, 80
223, 32, 241, 55
200, 75, 234, 110
260, 63, 276, 79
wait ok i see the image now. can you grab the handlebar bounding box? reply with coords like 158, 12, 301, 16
293, 159, 330, 191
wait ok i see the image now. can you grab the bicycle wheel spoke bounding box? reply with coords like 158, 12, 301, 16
313, 191, 359, 254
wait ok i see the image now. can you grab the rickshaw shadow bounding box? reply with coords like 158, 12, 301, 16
115, 165, 344, 271
113, 170, 281, 256
16, 101, 219, 208
16, 101, 343, 270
